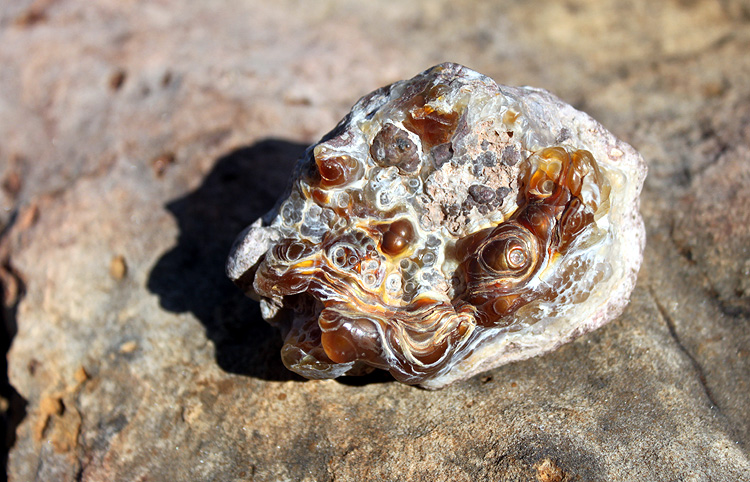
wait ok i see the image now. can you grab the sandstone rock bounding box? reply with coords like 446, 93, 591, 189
2, 1, 749, 480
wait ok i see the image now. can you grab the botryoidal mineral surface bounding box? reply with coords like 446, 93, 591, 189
227, 63, 646, 389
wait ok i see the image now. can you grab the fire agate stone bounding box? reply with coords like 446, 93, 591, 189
226, 63, 647, 389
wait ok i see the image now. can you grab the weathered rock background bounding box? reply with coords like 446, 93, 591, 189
1, 0, 749, 480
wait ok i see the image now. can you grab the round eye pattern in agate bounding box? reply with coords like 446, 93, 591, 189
480, 236, 532, 274
380, 219, 415, 257
315, 153, 363, 188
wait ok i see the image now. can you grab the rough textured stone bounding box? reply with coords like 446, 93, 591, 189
227, 63, 647, 388
1, 0, 749, 480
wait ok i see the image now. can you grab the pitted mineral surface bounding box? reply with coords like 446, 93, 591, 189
227, 63, 646, 388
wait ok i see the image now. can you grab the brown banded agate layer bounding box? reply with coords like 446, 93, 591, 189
226, 63, 647, 389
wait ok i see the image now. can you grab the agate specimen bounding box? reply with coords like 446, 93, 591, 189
227, 63, 646, 389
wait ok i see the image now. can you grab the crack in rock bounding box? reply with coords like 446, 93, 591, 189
647, 285, 720, 410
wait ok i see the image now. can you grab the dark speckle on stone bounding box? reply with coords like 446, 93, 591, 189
472, 159, 486, 176
502, 146, 520, 166
109, 69, 127, 91
161, 71, 173, 87
442, 203, 461, 217
496, 186, 511, 204
478, 151, 496, 167
431, 143, 453, 167
151, 152, 176, 178
469, 184, 496, 204
556, 127, 571, 144
461, 198, 477, 215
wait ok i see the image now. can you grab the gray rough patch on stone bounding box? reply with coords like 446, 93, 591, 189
225, 219, 280, 283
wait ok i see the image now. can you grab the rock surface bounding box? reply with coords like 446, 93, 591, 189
1, 0, 749, 480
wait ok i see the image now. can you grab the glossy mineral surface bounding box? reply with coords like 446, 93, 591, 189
227, 63, 646, 388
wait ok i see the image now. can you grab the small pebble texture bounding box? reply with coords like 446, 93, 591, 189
0, 1, 749, 481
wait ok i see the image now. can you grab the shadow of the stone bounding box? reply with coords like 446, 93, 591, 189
147, 139, 308, 382
1, 257, 28, 481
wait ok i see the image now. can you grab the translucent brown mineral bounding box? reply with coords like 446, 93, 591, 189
226, 63, 647, 389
